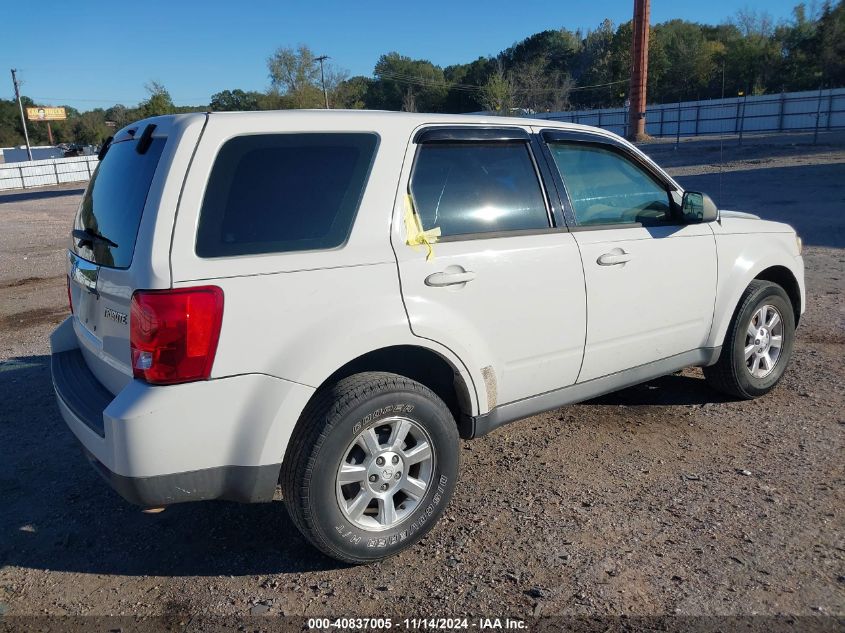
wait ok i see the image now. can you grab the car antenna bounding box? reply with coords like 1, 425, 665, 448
718, 65, 726, 221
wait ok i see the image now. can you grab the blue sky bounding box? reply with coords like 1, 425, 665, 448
2, 0, 804, 111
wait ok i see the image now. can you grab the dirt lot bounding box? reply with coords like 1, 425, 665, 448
0, 132, 843, 627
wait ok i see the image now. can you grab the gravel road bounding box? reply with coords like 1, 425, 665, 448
0, 132, 842, 626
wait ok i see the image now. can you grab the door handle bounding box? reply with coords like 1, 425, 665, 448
425, 270, 476, 287
597, 251, 631, 266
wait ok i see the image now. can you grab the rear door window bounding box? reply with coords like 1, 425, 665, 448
409, 142, 550, 237
195, 133, 378, 257
72, 136, 166, 268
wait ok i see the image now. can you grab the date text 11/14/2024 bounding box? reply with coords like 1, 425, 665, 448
307, 617, 528, 630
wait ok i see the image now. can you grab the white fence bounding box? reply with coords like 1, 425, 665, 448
0, 155, 98, 191
532, 87, 845, 139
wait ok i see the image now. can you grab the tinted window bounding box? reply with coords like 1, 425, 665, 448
196, 133, 377, 257
548, 142, 671, 226
72, 137, 166, 269
410, 143, 549, 237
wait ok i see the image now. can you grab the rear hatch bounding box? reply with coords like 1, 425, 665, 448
68, 123, 168, 395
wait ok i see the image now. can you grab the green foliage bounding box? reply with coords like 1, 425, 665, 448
480, 66, 514, 114
368, 53, 449, 112
210, 89, 264, 111
140, 81, 175, 117
333, 76, 372, 109
267, 44, 348, 108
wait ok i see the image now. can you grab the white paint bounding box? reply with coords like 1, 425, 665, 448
52, 110, 806, 488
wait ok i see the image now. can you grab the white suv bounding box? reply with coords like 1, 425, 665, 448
52, 111, 805, 563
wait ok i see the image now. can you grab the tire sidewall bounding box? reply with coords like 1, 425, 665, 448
308, 387, 458, 562
731, 285, 795, 397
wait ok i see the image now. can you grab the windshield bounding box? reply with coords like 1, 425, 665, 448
71, 136, 166, 268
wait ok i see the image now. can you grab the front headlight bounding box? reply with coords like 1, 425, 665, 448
796, 234, 803, 256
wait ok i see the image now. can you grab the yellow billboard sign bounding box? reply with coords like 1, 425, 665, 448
26, 107, 67, 121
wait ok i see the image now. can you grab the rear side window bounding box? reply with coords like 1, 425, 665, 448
196, 133, 378, 257
72, 137, 166, 269
409, 143, 549, 237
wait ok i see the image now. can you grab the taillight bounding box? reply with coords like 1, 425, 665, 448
66, 275, 73, 314
130, 286, 224, 385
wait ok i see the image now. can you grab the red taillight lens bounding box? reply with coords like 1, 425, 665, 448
130, 286, 224, 385
66, 275, 73, 314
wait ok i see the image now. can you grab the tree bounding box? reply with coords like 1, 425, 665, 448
333, 76, 372, 109
268, 45, 319, 93
817, 0, 845, 86
480, 65, 514, 114
443, 57, 494, 113
267, 44, 346, 108
210, 89, 264, 111
651, 20, 720, 101
367, 53, 449, 112
141, 81, 175, 117
70, 110, 111, 144
105, 104, 135, 128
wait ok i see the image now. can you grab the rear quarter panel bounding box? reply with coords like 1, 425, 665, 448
169, 112, 482, 414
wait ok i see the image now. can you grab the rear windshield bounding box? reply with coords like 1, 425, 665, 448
195, 133, 378, 258
72, 136, 166, 269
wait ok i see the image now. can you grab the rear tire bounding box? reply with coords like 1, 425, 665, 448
704, 280, 795, 399
281, 371, 459, 564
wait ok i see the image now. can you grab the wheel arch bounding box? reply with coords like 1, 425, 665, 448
708, 249, 804, 350
754, 265, 802, 327
301, 344, 477, 434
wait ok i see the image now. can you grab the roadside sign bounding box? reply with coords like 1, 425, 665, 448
26, 106, 67, 121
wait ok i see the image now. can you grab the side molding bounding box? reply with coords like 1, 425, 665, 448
461, 347, 721, 438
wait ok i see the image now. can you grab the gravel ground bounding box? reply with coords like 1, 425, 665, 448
0, 133, 842, 626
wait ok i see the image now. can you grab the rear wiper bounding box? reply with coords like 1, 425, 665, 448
72, 228, 118, 249
97, 136, 113, 161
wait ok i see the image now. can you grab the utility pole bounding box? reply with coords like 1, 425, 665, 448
10, 69, 33, 161
315, 55, 330, 109
627, 0, 650, 142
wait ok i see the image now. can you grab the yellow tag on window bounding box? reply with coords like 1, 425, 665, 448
404, 194, 440, 261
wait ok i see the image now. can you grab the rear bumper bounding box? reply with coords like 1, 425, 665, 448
50, 317, 314, 506
81, 447, 281, 506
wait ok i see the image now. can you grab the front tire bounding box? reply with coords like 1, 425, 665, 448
704, 280, 795, 399
281, 372, 459, 564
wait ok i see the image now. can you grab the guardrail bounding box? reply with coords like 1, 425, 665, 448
532, 87, 845, 140
0, 155, 98, 191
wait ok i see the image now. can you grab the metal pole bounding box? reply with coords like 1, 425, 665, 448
675, 99, 681, 149
315, 55, 330, 109
738, 91, 747, 146
10, 69, 33, 161
826, 89, 833, 130
734, 100, 740, 134
813, 83, 823, 144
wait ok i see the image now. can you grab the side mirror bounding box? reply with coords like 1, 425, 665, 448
681, 191, 718, 223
